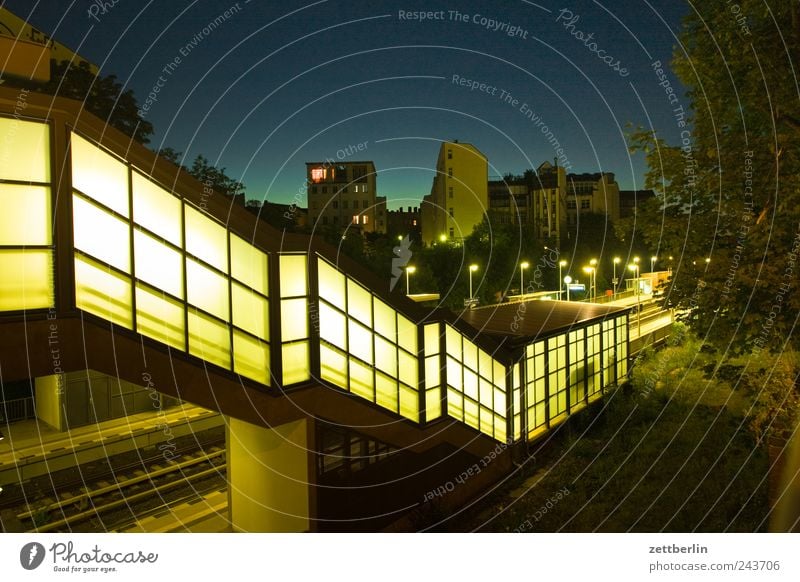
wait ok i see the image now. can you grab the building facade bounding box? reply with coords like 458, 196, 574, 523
421, 141, 488, 245
306, 161, 387, 234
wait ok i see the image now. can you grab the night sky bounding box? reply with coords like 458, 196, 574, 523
2, 0, 689, 209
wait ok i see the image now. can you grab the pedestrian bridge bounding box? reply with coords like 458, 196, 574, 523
0, 89, 631, 530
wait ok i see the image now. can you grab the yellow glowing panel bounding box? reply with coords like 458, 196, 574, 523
494, 415, 507, 442
0, 250, 53, 310
0, 184, 51, 245
310, 167, 325, 182
372, 298, 395, 340
320, 343, 347, 389
375, 372, 398, 411
134, 230, 183, 298
448, 388, 463, 420
281, 298, 308, 342
464, 399, 479, 430
425, 355, 440, 389
480, 408, 493, 436
374, 335, 397, 377
349, 358, 374, 400
73, 196, 131, 272
464, 369, 478, 401
479, 378, 492, 407
233, 331, 270, 385
425, 389, 442, 420
446, 357, 462, 391
71, 134, 128, 216
445, 325, 461, 359
493, 361, 506, 390
348, 319, 373, 364
185, 206, 228, 271
132, 172, 182, 246
424, 323, 440, 357
135, 283, 185, 350
398, 350, 417, 387
463, 340, 478, 372
317, 258, 345, 309
279, 254, 307, 298
397, 314, 417, 353
479, 349, 493, 379
346, 278, 372, 326
494, 388, 507, 415
230, 234, 268, 295
74, 255, 132, 328
186, 258, 229, 320
399, 384, 418, 422
319, 301, 346, 350
232, 283, 268, 340
188, 311, 230, 368
282, 341, 309, 385
0, 117, 49, 182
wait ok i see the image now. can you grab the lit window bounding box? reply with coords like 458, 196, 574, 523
185, 206, 228, 272
282, 341, 309, 385
73, 195, 131, 273
132, 172, 182, 246
71, 133, 129, 216
279, 255, 307, 297
186, 258, 229, 320
233, 331, 270, 384
0, 117, 50, 183
0, 249, 53, 311
352, 215, 359, 225
362, 215, 369, 224
188, 309, 230, 368
311, 167, 326, 182
230, 234, 268, 295
74, 255, 132, 328
232, 283, 269, 340
0, 184, 51, 246
136, 283, 185, 349
134, 230, 183, 298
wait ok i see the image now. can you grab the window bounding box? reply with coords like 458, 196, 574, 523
448, 167, 453, 177
352, 215, 359, 224
333, 216, 339, 225
449, 228, 454, 238
449, 208, 454, 217
71, 134, 128, 216
448, 187, 453, 198
0, 117, 50, 182
363, 199, 368, 208
311, 167, 325, 182
362, 216, 369, 225
581, 199, 590, 209
322, 186, 328, 194
343, 200, 348, 209
447, 149, 452, 159
185, 206, 228, 271
332, 201, 338, 209
311, 186, 318, 194
353, 200, 359, 209
567, 201, 576, 209
133, 172, 182, 246
342, 186, 348, 193
73, 196, 131, 273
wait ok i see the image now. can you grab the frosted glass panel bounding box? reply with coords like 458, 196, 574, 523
186, 258, 228, 320
373, 298, 396, 340
397, 314, 417, 353
399, 384, 418, 422
424, 323, 440, 356
132, 172, 182, 246
233, 331, 270, 384
75, 255, 132, 328
319, 301, 346, 350
281, 298, 308, 341
0, 184, 51, 245
280, 254, 307, 297
317, 259, 345, 309
348, 319, 373, 364
185, 206, 228, 271
320, 343, 347, 389
398, 350, 417, 387
376, 372, 398, 411
374, 336, 397, 377
282, 341, 309, 385
232, 283, 268, 340
0, 250, 53, 310
0, 117, 49, 182
71, 133, 128, 216
188, 309, 230, 368
350, 358, 374, 400
135, 284, 185, 349
425, 355, 440, 389
73, 196, 130, 272
425, 389, 442, 420
134, 230, 183, 298
347, 279, 372, 326
230, 234, 268, 295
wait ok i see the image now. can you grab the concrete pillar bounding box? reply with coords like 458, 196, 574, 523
226, 416, 315, 532
34, 374, 64, 431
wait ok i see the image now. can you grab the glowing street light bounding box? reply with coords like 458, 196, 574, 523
439, 234, 447, 243
613, 257, 621, 295
629, 263, 641, 336
405, 265, 416, 295
558, 260, 567, 297
651, 255, 657, 272
468, 264, 478, 300
564, 275, 572, 302
583, 266, 596, 301
520, 261, 530, 296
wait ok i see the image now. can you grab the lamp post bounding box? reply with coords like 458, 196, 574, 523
629, 263, 640, 336
558, 260, 567, 299
583, 266, 596, 302
613, 257, 620, 295
468, 264, 478, 300
564, 276, 572, 301
520, 261, 529, 296
589, 258, 597, 300
651, 255, 657, 273
405, 265, 416, 295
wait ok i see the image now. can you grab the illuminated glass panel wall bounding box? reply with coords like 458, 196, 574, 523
548, 335, 567, 424
70, 132, 271, 385
280, 254, 309, 385
568, 329, 587, 414
0, 117, 54, 311
445, 324, 507, 441
511, 362, 522, 441
424, 323, 442, 422
525, 340, 548, 439
587, 324, 602, 401
317, 256, 419, 422
616, 316, 629, 379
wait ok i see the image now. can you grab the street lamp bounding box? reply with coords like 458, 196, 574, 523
405, 265, 416, 295
613, 257, 620, 295
583, 266, 596, 301
629, 263, 641, 336
439, 234, 447, 243
651, 255, 657, 272
520, 261, 529, 296
558, 260, 567, 298
564, 276, 572, 301
589, 258, 597, 299
468, 264, 478, 300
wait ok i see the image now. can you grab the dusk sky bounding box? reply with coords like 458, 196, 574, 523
3, 0, 688, 209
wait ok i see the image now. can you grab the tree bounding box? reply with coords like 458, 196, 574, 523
629, 1, 800, 354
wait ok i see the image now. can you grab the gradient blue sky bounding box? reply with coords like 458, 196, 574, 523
3, 0, 689, 209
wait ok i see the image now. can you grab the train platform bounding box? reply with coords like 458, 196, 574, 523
0, 404, 223, 484
122, 489, 230, 533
